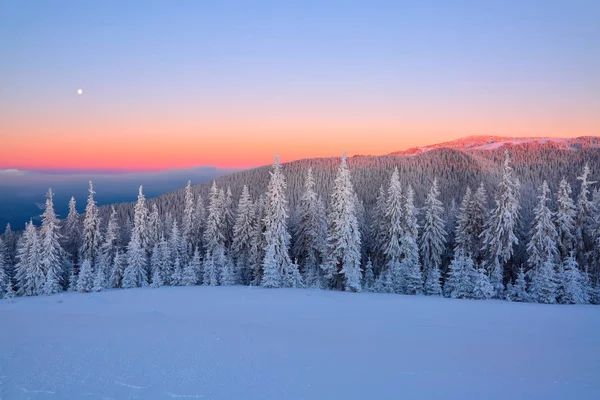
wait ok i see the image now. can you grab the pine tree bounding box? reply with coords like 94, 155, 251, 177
123, 234, 148, 289
382, 168, 404, 293
26, 224, 45, 296
261, 243, 281, 288
575, 164, 597, 266
131, 185, 149, 254
249, 195, 267, 285
527, 181, 559, 269
363, 257, 375, 290
370, 185, 388, 274
467, 183, 488, 264
444, 250, 474, 299
92, 263, 105, 292
81, 181, 102, 266
424, 264, 442, 296
14, 221, 34, 295
147, 204, 161, 251
109, 249, 126, 288
156, 235, 171, 285
481, 150, 520, 283
40, 189, 65, 295
0, 239, 11, 299
191, 193, 206, 251
454, 187, 473, 255
182, 180, 195, 246
182, 247, 201, 286
293, 169, 327, 287
561, 255, 588, 304
506, 267, 530, 302
220, 252, 236, 286
261, 154, 293, 288
232, 185, 255, 284
62, 196, 82, 267
76, 259, 94, 293
530, 259, 557, 304
420, 178, 447, 275
222, 186, 235, 247
203, 250, 219, 286
98, 206, 119, 285
472, 268, 494, 300
324, 153, 362, 292
150, 265, 162, 288
401, 186, 422, 295
285, 258, 304, 288
169, 220, 187, 271
554, 178, 577, 259
171, 257, 183, 286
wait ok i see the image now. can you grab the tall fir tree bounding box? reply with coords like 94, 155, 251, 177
382, 167, 404, 293
203, 181, 226, 285
97, 206, 119, 286
454, 187, 473, 255
123, 186, 149, 288
232, 185, 255, 285
401, 186, 423, 294
62, 196, 82, 268
420, 178, 447, 277
293, 168, 327, 287
182, 247, 202, 286
182, 180, 195, 247
40, 189, 65, 295
554, 178, 577, 259
147, 204, 161, 251
561, 254, 589, 304
444, 250, 475, 299
481, 150, 520, 293
261, 154, 292, 288
76, 259, 94, 293
0, 238, 10, 298
81, 181, 102, 266
323, 153, 362, 292
529, 259, 557, 304
191, 193, 206, 251
527, 181, 560, 269
575, 163, 596, 266
370, 185, 388, 275
109, 249, 126, 288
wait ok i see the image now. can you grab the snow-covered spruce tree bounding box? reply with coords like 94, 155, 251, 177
527, 181, 559, 270
150, 266, 161, 288
381, 167, 404, 293
454, 187, 472, 256
561, 254, 589, 304
147, 204, 161, 251
354, 192, 368, 263
530, 258, 557, 304
182, 180, 195, 247
554, 178, 577, 259
156, 235, 171, 285
249, 195, 267, 285
232, 185, 255, 285
182, 247, 202, 286
92, 262, 105, 292
3, 224, 16, 275
481, 150, 520, 296
191, 193, 206, 251
261, 154, 293, 288
123, 187, 150, 288
98, 206, 119, 286
468, 183, 488, 264
363, 257, 375, 290
424, 264, 442, 296
506, 267, 530, 302
0, 239, 10, 298
109, 249, 126, 288
81, 181, 102, 266
76, 259, 94, 292
131, 185, 150, 255
169, 220, 187, 273
293, 168, 328, 288
24, 222, 45, 296
370, 185, 388, 275
220, 252, 236, 286
420, 177, 447, 280
323, 153, 362, 292
472, 268, 494, 300
203, 181, 226, 286
203, 250, 219, 286
444, 249, 474, 299
222, 186, 235, 247
62, 196, 82, 268
171, 257, 183, 286
575, 163, 597, 266
401, 185, 423, 295
284, 258, 304, 288
40, 189, 65, 295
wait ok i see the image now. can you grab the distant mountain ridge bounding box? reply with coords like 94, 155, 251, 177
392, 136, 600, 155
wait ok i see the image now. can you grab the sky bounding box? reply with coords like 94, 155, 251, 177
1, 0, 599, 170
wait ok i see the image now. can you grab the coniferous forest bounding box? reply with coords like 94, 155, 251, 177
1, 143, 600, 305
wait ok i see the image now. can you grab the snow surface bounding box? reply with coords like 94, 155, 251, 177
1, 286, 599, 399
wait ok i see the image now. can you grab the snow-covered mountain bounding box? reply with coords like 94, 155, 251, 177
392, 136, 600, 155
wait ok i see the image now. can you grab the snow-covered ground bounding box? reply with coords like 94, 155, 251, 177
1, 287, 599, 400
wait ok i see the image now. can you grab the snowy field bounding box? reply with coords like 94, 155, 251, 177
1, 287, 599, 400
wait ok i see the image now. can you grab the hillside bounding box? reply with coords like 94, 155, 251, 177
2, 286, 599, 399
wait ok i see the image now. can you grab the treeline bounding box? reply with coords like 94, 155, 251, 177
0, 149, 599, 304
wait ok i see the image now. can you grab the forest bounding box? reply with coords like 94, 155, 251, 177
1, 143, 599, 304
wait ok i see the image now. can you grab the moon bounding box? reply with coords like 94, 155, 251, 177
77, 89, 83, 95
